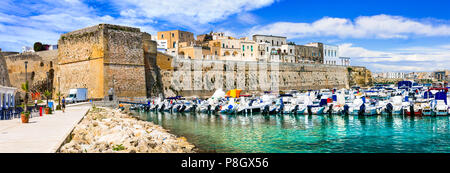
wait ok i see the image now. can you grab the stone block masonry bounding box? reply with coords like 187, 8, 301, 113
4, 50, 57, 100
155, 58, 351, 98
0, 53, 11, 86
57, 24, 149, 100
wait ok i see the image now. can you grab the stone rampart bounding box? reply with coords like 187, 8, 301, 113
0, 53, 11, 86
153, 57, 350, 98
57, 24, 147, 100
4, 50, 57, 99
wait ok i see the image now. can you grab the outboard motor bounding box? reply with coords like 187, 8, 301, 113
358, 104, 366, 116
343, 104, 349, 116
179, 105, 187, 112
278, 104, 284, 114
263, 105, 270, 115
159, 104, 165, 112
409, 103, 414, 116
386, 103, 393, 115
191, 104, 197, 113
214, 105, 221, 113
307, 105, 312, 116
328, 104, 333, 116
207, 105, 212, 113
293, 105, 299, 115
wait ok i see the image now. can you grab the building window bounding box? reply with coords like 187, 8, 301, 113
251, 46, 253, 52
243, 45, 245, 51
161, 34, 164, 39
290, 49, 292, 54
172, 33, 174, 37
223, 44, 225, 48
272, 40, 274, 45
173, 42, 176, 48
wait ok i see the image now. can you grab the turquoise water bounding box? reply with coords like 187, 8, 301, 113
132, 111, 450, 153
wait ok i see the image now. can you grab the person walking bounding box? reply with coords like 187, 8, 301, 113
62, 97, 66, 113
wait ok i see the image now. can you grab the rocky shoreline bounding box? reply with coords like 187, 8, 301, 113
59, 107, 196, 153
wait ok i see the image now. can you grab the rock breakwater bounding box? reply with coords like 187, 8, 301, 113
59, 107, 196, 153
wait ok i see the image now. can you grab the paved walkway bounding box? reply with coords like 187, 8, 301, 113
0, 104, 91, 153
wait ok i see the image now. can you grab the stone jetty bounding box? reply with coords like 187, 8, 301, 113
59, 107, 196, 153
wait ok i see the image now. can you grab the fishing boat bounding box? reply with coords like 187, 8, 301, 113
434, 92, 448, 116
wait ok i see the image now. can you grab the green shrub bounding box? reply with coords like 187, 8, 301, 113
112, 144, 125, 151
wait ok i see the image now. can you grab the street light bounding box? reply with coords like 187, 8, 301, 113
24, 61, 28, 112
58, 77, 60, 107
46, 72, 49, 107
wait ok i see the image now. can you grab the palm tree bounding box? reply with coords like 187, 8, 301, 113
21, 81, 29, 113
44, 90, 52, 107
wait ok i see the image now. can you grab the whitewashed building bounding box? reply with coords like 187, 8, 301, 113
379, 72, 406, 79
281, 44, 296, 63
323, 44, 339, 65
0, 85, 17, 117
22, 46, 34, 53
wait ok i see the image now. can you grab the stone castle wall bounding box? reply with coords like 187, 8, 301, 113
348, 66, 373, 87
57, 24, 148, 100
0, 53, 11, 86
4, 50, 57, 98
152, 58, 350, 98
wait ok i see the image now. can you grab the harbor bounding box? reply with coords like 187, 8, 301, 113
123, 81, 450, 153
127, 81, 449, 117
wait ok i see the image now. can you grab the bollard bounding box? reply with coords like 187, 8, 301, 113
40, 107, 43, 116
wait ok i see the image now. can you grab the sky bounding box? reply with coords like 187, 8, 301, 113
0, 0, 449, 73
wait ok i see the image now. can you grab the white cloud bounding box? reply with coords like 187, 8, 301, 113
250, 14, 450, 39
0, 1, 159, 52
0, 0, 276, 51
339, 43, 450, 72
114, 0, 275, 24
237, 13, 259, 25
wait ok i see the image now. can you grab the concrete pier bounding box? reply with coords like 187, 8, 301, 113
0, 104, 91, 153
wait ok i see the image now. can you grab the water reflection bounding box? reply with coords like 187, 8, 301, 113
132, 111, 450, 153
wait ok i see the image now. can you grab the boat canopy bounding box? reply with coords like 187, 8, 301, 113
166, 96, 182, 100
428, 88, 448, 92
226, 89, 242, 98
398, 81, 413, 88
435, 92, 448, 105
280, 94, 293, 97
423, 91, 433, 99
319, 99, 328, 107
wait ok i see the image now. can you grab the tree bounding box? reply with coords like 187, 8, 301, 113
44, 90, 52, 107
21, 81, 29, 113
34, 42, 43, 52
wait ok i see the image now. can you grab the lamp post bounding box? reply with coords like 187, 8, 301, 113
24, 61, 28, 112
58, 77, 60, 107
46, 72, 49, 107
